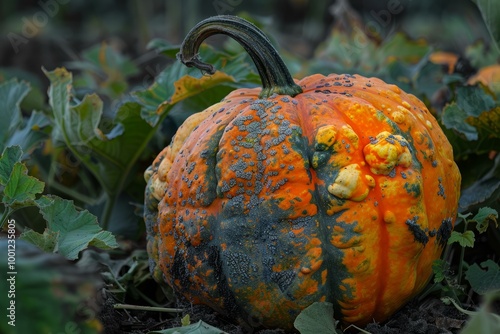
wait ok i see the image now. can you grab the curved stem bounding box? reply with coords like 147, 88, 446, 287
177, 15, 303, 98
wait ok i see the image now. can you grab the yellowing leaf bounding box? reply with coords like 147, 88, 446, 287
466, 106, 500, 139
429, 51, 459, 74
20, 228, 59, 253
133, 44, 260, 127
170, 72, 235, 105
472, 207, 499, 233
468, 65, 500, 94
154, 71, 236, 118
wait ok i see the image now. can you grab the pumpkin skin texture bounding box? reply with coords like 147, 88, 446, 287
144, 16, 461, 330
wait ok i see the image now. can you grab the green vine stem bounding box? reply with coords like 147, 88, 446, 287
457, 219, 468, 286
0, 207, 13, 229
177, 15, 303, 99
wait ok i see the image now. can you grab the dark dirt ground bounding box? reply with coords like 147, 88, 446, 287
98, 291, 469, 334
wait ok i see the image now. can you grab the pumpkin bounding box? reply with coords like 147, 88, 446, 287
144, 15, 461, 330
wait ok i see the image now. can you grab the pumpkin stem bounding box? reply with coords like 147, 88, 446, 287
177, 15, 303, 98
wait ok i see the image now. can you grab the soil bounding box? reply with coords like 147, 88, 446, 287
98, 290, 468, 334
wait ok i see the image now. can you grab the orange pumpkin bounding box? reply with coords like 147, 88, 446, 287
144, 16, 461, 330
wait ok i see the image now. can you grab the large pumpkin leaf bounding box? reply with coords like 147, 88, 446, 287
21, 228, 59, 253
0, 79, 30, 152
441, 103, 479, 141
1, 145, 118, 258
472, 0, 500, 51
0, 145, 23, 185
0, 145, 45, 212
441, 85, 498, 141
45, 67, 153, 197
5, 111, 51, 155
465, 260, 500, 295
19, 195, 118, 260
2, 162, 45, 207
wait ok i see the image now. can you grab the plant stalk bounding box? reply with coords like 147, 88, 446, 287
0, 207, 12, 229
113, 303, 184, 313
457, 220, 468, 286
177, 15, 303, 98
101, 192, 118, 230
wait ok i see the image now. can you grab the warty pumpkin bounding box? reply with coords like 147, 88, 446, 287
144, 15, 461, 330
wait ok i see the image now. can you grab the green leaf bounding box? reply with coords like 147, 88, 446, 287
465, 41, 500, 68
147, 320, 228, 334
0, 79, 30, 152
27, 195, 118, 260
3, 162, 45, 206
471, 207, 499, 233
442, 85, 498, 140
447, 230, 475, 247
147, 38, 179, 58
5, 111, 51, 154
181, 314, 191, 327
458, 154, 500, 212
133, 44, 259, 127
379, 33, 430, 64
66, 43, 140, 98
432, 259, 450, 283
294, 302, 340, 334
441, 103, 479, 141
0, 145, 23, 185
472, 0, 500, 51
20, 228, 59, 253
456, 85, 497, 116
465, 260, 500, 295
45, 67, 154, 197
